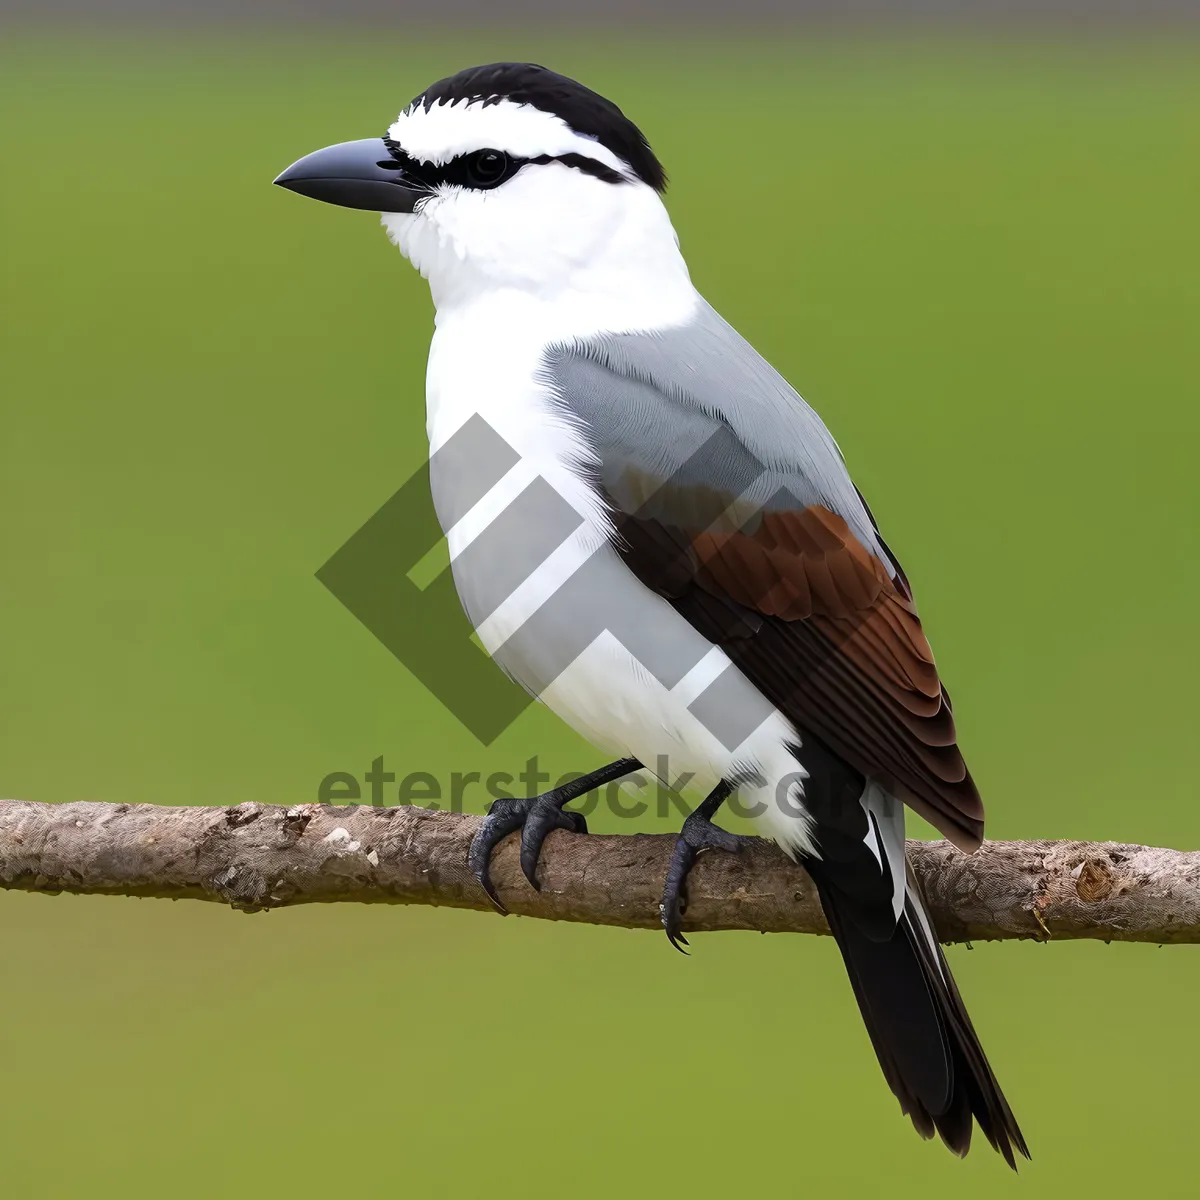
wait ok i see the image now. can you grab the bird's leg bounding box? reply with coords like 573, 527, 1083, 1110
469, 757, 642, 913
660, 780, 752, 953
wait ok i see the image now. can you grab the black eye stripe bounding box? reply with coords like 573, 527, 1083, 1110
382, 139, 627, 191
528, 152, 626, 186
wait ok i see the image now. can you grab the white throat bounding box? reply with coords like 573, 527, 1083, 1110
398, 173, 701, 505
383, 169, 696, 335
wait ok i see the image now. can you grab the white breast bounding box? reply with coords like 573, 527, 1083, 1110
422, 290, 816, 856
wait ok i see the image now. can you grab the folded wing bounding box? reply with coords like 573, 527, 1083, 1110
542, 302, 983, 849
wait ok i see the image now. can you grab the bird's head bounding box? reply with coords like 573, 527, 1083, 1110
275, 63, 684, 310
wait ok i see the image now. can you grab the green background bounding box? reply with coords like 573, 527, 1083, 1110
3, 30, 1198, 1198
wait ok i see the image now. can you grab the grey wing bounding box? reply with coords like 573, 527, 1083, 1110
539, 298, 985, 850
540, 297, 890, 572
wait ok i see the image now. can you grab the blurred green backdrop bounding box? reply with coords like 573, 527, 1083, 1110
3, 29, 1199, 1199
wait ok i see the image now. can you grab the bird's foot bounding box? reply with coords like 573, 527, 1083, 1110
467, 759, 641, 913
468, 793, 588, 914
660, 807, 750, 953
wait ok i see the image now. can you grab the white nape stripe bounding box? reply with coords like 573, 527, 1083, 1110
388, 98, 631, 177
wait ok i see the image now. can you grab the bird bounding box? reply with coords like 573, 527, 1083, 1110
275, 62, 1029, 1167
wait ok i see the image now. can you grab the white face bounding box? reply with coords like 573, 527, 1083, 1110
379, 97, 684, 310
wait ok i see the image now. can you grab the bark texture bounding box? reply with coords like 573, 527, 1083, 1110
2, 798, 1197, 944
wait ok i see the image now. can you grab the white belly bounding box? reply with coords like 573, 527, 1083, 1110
447, 487, 816, 855
537, 615, 818, 857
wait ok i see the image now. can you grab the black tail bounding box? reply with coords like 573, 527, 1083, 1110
811, 864, 1030, 1168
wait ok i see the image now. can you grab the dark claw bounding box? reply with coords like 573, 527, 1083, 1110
661, 837, 697, 953
467, 798, 530, 914
468, 795, 588, 912
520, 804, 587, 890
660, 809, 746, 953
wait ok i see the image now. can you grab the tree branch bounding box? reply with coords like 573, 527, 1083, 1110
1, 798, 1197, 944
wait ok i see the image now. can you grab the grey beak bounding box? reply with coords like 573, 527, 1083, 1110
273, 138, 426, 213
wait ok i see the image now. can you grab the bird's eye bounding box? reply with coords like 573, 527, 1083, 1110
464, 149, 510, 188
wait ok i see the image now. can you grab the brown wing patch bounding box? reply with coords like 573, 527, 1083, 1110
614, 502, 984, 849
693, 508, 891, 620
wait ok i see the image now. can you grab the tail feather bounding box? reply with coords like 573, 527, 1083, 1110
812, 863, 1030, 1168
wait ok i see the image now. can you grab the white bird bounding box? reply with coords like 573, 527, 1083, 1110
276, 62, 1028, 1166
